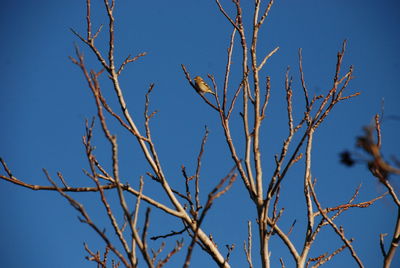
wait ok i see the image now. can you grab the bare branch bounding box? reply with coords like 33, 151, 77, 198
156, 240, 184, 268
214, 0, 240, 31
195, 126, 210, 210
117, 52, 147, 76
257, 46, 279, 71
244, 221, 253, 268
298, 48, 310, 110
309, 181, 364, 267
223, 27, 237, 113
43, 169, 131, 267
184, 167, 237, 267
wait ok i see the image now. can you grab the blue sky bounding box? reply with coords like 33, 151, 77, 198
1, 1, 399, 267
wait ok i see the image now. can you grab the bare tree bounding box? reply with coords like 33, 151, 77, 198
0, 0, 393, 267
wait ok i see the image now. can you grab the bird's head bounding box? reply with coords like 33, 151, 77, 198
194, 76, 201, 83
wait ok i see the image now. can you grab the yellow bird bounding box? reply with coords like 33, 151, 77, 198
194, 76, 215, 95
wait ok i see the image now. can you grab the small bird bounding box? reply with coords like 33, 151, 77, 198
193, 76, 215, 95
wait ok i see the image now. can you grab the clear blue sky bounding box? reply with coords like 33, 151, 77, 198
1, 1, 399, 267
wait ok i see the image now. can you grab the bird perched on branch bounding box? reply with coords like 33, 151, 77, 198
194, 76, 215, 95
